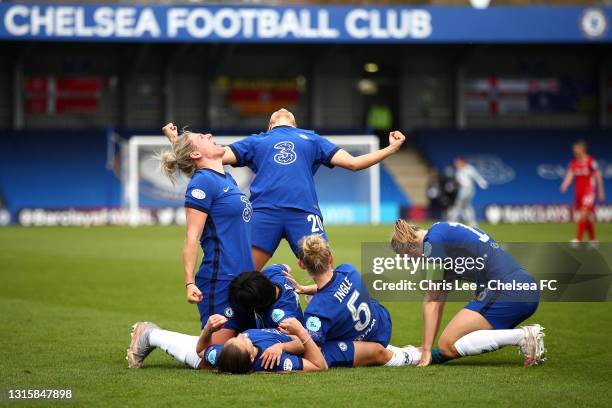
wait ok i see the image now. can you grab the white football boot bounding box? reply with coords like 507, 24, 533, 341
126, 321, 160, 368
518, 324, 546, 367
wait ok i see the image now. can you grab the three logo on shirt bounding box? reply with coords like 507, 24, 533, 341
273, 141, 297, 165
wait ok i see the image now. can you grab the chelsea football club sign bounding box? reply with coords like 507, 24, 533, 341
0, 4, 610, 43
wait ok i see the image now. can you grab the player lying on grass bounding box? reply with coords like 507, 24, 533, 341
126, 265, 416, 372
212, 265, 418, 369
285, 234, 421, 368
127, 316, 328, 373
560, 139, 605, 245
391, 220, 546, 367
159, 124, 255, 345
164, 109, 406, 270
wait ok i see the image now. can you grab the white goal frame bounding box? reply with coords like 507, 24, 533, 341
126, 135, 380, 225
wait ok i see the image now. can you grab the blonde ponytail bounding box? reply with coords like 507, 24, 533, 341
391, 219, 422, 257
157, 132, 197, 183
298, 234, 332, 276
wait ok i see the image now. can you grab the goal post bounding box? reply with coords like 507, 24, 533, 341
125, 135, 380, 225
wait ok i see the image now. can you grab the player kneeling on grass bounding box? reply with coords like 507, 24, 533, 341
127, 316, 327, 373
391, 220, 546, 367
285, 234, 420, 368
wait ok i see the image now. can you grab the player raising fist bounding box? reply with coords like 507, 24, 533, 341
221, 108, 406, 270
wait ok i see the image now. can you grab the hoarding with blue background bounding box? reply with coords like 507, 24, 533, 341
1, 4, 611, 43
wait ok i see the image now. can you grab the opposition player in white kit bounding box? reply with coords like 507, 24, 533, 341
448, 156, 488, 227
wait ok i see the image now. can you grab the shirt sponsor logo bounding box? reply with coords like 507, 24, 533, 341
191, 189, 206, 199
273, 141, 297, 165
241, 195, 252, 222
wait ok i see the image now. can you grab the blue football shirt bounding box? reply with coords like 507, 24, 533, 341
254, 264, 305, 328
229, 126, 340, 216
303, 263, 391, 346
423, 221, 525, 288
203, 329, 303, 372
184, 168, 254, 281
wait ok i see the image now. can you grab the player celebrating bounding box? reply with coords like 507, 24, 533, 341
159, 124, 254, 345
127, 316, 328, 373
228, 264, 304, 329
287, 234, 420, 368
391, 219, 545, 367
560, 140, 605, 245
172, 108, 405, 270
221, 261, 419, 369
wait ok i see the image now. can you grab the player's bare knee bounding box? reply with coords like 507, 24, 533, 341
376, 345, 391, 365
438, 338, 459, 358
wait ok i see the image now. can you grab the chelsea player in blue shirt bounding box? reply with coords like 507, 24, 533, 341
160, 124, 254, 345
127, 316, 328, 374
228, 264, 304, 329
288, 234, 420, 368
391, 220, 546, 367
219, 108, 406, 270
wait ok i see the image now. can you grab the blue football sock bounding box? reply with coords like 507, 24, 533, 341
431, 347, 450, 364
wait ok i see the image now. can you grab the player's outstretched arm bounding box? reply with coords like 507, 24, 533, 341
283, 269, 318, 295
196, 314, 228, 356
419, 289, 447, 367
221, 146, 238, 165
184, 208, 206, 304
560, 170, 574, 193
330, 131, 406, 172
279, 318, 328, 372
471, 167, 488, 189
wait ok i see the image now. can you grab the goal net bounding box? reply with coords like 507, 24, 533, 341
123, 135, 380, 225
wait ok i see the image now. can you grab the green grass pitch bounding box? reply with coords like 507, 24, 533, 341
1, 223, 612, 407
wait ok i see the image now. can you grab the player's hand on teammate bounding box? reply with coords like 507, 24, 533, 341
278, 318, 306, 337
417, 348, 432, 367
186, 283, 203, 304
259, 343, 284, 369
283, 268, 308, 294
162, 123, 178, 143
204, 314, 228, 333
388, 131, 406, 151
